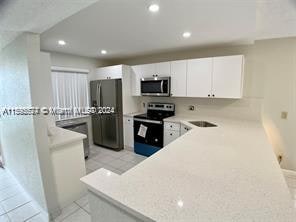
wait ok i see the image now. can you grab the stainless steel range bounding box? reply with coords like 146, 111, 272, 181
134, 102, 175, 157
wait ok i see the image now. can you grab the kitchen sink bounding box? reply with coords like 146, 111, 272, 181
189, 121, 217, 127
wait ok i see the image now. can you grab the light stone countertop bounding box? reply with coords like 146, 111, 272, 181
48, 127, 86, 149
123, 112, 144, 117
81, 114, 296, 221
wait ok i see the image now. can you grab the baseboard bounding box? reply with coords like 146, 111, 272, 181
124, 145, 134, 152
282, 169, 296, 179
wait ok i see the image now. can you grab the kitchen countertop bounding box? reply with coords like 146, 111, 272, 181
49, 127, 86, 149
81, 115, 296, 221
123, 112, 144, 117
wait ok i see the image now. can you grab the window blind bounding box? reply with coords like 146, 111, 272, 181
51, 70, 89, 120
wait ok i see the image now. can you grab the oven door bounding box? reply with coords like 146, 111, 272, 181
141, 77, 170, 96
134, 118, 163, 156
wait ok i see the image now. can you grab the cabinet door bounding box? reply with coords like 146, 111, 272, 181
164, 130, 180, 146
140, 63, 156, 78
155, 62, 170, 77
96, 65, 122, 80
131, 65, 141, 96
212, 55, 244, 98
123, 117, 134, 149
187, 58, 213, 98
170, 60, 187, 97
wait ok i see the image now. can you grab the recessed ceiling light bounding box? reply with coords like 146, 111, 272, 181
177, 200, 184, 208
149, 4, 159, 12
101, 50, 107, 55
58, 40, 66, 45
182, 32, 191, 38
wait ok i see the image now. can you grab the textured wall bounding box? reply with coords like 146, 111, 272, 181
0, 34, 48, 210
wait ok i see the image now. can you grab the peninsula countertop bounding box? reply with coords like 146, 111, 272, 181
81, 115, 296, 221
48, 127, 86, 149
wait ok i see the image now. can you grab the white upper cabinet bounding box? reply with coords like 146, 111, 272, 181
187, 58, 213, 98
155, 62, 171, 77
212, 55, 244, 98
96, 65, 122, 80
140, 63, 156, 78
170, 60, 187, 97
130, 55, 244, 98
131, 65, 142, 96
131, 62, 171, 96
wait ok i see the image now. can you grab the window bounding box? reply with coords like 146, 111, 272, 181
51, 68, 89, 120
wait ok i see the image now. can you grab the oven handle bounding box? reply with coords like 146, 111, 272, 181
160, 80, 164, 93
134, 118, 162, 125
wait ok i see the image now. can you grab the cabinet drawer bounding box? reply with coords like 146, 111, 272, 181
164, 122, 180, 131
124, 117, 133, 124
164, 130, 180, 146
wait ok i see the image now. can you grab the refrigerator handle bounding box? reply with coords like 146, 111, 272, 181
96, 82, 101, 107
99, 82, 102, 107
96, 84, 99, 106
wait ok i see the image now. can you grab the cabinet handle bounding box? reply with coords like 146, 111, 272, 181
212, 94, 215, 97
208, 94, 210, 97
170, 125, 172, 128
170, 133, 172, 136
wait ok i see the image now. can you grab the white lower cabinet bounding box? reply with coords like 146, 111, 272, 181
123, 117, 134, 150
164, 122, 180, 146
164, 130, 180, 146
181, 124, 191, 135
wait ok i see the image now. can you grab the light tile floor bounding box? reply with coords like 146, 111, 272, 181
53, 145, 147, 222
0, 169, 44, 222
0, 145, 147, 222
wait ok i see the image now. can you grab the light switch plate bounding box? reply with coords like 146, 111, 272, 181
281, 111, 288, 119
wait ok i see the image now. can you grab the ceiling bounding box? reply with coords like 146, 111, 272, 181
0, 0, 98, 49
2, 0, 296, 59
40, 0, 257, 59
256, 0, 296, 40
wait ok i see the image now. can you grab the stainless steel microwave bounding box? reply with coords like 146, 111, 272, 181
141, 77, 171, 97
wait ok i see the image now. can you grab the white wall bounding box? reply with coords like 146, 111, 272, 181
0, 33, 59, 217
255, 38, 296, 171
46, 51, 108, 145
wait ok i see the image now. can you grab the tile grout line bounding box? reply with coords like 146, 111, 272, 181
76, 203, 90, 215
23, 212, 42, 222
3, 200, 32, 214
0, 189, 23, 203
57, 203, 81, 222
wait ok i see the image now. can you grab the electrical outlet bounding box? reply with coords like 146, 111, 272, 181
189, 105, 195, 111
281, 111, 288, 119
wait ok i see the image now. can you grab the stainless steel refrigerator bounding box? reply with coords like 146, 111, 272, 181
90, 79, 123, 151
